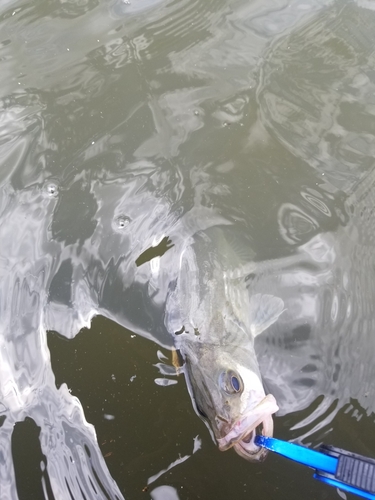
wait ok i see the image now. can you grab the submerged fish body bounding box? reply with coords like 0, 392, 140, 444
165, 227, 284, 461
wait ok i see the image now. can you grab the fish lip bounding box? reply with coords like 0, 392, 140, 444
216, 394, 278, 455
233, 413, 274, 461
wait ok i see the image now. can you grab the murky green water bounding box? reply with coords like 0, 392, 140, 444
1, 0, 375, 498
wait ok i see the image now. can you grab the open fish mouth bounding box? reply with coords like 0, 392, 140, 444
216, 394, 278, 462
232, 412, 274, 461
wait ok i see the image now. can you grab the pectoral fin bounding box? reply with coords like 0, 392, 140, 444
171, 348, 184, 375
249, 294, 285, 337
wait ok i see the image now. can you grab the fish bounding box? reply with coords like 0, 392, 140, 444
164, 227, 284, 461
2, 156, 375, 498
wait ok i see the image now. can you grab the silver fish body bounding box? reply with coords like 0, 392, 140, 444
165, 227, 284, 461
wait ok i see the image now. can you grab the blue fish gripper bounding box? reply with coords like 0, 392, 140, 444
254, 435, 375, 500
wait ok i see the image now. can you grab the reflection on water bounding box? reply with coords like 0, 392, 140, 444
1, 0, 375, 498
150, 485, 180, 500
257, 2, 375, 189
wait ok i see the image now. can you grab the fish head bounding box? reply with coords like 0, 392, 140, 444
182, 340, 279, 462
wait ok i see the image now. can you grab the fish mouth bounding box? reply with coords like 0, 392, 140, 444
232, 412, 274, 461
216, 394, 278, 462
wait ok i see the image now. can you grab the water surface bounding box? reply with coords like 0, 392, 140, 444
1, 0, 375, 498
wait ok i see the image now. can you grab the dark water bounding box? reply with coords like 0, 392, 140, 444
1, 0, 375, 498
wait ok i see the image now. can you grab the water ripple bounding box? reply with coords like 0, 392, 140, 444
257, 2, 375, 191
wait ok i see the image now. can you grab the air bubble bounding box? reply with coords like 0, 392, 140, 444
44, 181, 59, 197
103, 414, 115, 421
114, 215, 131, 230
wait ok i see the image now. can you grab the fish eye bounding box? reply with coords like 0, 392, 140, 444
231, 375, 240, 392
219, 370, 243, 395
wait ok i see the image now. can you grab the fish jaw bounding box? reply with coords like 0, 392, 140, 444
216, 394, 278, 461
